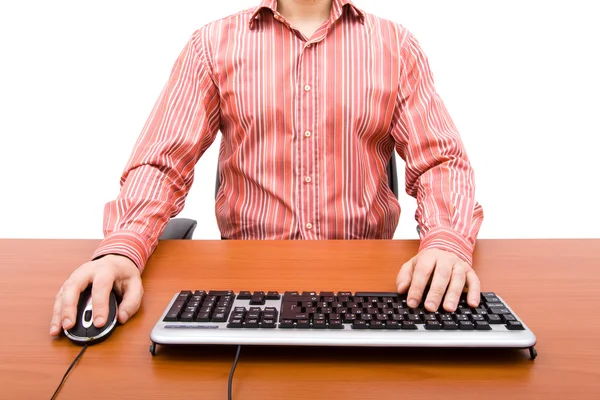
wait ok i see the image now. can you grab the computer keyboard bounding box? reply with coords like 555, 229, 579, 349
149, 290, 538, 359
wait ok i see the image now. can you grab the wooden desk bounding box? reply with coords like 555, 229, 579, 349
1, 239, 599, 399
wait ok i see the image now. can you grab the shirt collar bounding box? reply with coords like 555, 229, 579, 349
249, 0, 365, 29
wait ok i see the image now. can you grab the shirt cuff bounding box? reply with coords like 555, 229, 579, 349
91, 231, 151, 272
418, 226, 475, 266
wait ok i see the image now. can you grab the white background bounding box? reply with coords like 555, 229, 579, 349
0, 0, 598, 240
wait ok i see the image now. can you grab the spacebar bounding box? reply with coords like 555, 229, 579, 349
354, 292, 400, 297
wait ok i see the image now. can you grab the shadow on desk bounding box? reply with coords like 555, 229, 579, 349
150, 344, 534, 383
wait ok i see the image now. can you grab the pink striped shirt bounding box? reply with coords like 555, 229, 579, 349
92, 0, 484, 271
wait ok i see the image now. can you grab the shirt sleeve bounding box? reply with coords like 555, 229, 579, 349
91, 29, 221, 271
389, 30, 484, 266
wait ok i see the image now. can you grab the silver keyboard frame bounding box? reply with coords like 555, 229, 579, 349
149, 293, 537, 359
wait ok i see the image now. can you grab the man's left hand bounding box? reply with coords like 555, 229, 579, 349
396, 248, 480, 312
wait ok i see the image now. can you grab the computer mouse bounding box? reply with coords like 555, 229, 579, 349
64, 284, 119, 345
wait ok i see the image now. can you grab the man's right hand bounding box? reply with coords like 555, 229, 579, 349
49, 254, 143, 336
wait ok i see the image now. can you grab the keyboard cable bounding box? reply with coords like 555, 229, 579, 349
228, 345, 242, 400
50, 344, 88, 400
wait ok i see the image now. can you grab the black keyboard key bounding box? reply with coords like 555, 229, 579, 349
244, 319, 259, 328
279, 319, 294, 328
424, 314, 437, 321
313, 320, 327, 329
454, 315, 469, 322
402, 321, 418, 330
370, 321, 384, 329
177, 291, 193, 301
475, 321, 491, 330
199, 306, 212, 314
459, 321, 475, 330
438, 314, 453, 322
385, 321, 401, 329
296, 320, 311, 329
193, 290, 206, 297
250, 294, 266, 305
486, 314, 503, 324
487, 303, 507, 309
328, 320, 343, 329
471, 315, 485, 322
180, 312, 195, 322
195, 312, 210, 322
227, 319, 243, 328
185, 306, 198, 314
425, 321, 442, 330
490, 308, 511, 315
354, 292, 399, 298
260, 319, 276, 328
442, 321, 458, 330
266, 291, 280, 299
211, 313, 227, 322
343, 314, 357, 323
233, 306, 247, 313
360, 313, 372, 321
352, 320, 368, 329
506, 321, 525, 330
407, 314, 422, 323
164, 311, 181, 321
237, 291, 252, 299
208, 290, 234, 296
501, 314, 517, 323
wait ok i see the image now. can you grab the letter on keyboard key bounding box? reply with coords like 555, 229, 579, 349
195, 312, 210, 322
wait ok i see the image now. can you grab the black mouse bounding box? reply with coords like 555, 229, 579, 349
64, 285, 119, 345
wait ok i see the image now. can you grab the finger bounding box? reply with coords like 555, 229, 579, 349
60, 269, 93, 330
406, 254, 436, 308
50, 288, 64, 335
117, 278, 144, 324
443, 264, 467, 312
91, 272, 115, 328
396, 257, 416, 293
465, 270, 481, 308
424, 258, 453, 312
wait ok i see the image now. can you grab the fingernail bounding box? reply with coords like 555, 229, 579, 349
95, 317, 105, 326
50, 325, 57, 334
426, 301, 436, 310
62, 318, 71, 327
446, 301, 455, 310
120, 311, 129, 322
408, 299, 417, 308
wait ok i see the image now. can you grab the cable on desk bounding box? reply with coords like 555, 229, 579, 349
228, 345, 242, 400
51, 344, 88, 400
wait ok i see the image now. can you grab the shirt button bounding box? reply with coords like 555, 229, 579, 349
306, 44, 312, 48
306, 223, 313, 229
305, 176, 312, 183
304, 84, 311, 92
304, 131, 311, 137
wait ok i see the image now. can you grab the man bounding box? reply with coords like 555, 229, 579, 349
50, 0, 483, 337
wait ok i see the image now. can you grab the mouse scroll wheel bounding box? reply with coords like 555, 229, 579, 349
84, 310, 93, 321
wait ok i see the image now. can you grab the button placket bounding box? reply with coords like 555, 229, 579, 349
296, 42, 317, 237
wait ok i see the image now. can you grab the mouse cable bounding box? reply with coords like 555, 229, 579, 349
50, 344, 88, 400
228, 345, 242, 400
